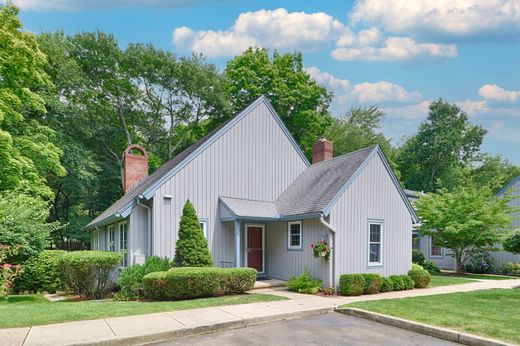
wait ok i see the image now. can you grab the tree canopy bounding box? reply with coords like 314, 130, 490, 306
397, 99, 486, 192
415, 186, 513, 272
225, 48, 333, 156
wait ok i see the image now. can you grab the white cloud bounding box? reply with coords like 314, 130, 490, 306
479, 84, 520, 102
332, 36, 457, 63
382, 100, 432, 120
306, 67, 421, 115
173, 8, 346, 57
350, 0, 520, 42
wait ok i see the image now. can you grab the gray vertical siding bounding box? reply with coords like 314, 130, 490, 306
506, 178, 520, 228
266, 219, 329, 284
329, 154, 413, 281
418, 235, 457, 270
151, 101, 308, 264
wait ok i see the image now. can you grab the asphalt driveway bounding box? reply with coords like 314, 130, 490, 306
156, 312, 455, 345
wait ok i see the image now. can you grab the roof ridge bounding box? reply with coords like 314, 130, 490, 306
309, 145, 378, 167
219, 196, 275, 203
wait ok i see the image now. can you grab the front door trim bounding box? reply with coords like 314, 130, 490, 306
244, 223, 265, 275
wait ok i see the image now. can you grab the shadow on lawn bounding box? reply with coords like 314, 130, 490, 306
0, 295, 46, 304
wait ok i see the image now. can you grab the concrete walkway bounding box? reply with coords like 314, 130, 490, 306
3, 278, 519, 346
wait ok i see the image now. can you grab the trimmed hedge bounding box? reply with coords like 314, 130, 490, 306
380, 277, 393, 292
143, 267, 256, 300
388, 275, 414, 291
408, 264, 431, 288
59, 251, 122, 299
339, 274, 365, 296
360, 274, 382, 294
15, 250, 66, 293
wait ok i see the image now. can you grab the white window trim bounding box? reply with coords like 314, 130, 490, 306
287, 221, 302, 250
119, 221, 128, 267
429, 236, 443, 258
199, 219, 208, 239
367, 220, 383, 267
108, 225, 116, 252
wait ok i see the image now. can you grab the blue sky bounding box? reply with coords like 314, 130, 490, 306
16, 0, 520, 164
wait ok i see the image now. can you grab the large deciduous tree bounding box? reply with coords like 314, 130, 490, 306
324, 106, 399, 176
415, 186, 513, 273
225, 48, 332, 156
0, 4, 65, 200
397, 99, 486, 192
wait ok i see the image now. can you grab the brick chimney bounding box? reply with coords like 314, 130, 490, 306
123, 144, 148, 193
312, 138, 333, 164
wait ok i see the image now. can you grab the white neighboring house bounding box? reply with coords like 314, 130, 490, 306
409, 176, 520, 270
84, 96, 419, 288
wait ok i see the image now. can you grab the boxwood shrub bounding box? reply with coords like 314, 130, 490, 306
380, 277, 393, 292
388, 275, 414, 291
339, 274, 365, 296
59, 251, 122, 299
408, 264, 431, 288
143, 267, 256, 300
15, 250, 66, 293
360, 274, 382, 294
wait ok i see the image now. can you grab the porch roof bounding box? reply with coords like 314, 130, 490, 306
219, 197, 280, 220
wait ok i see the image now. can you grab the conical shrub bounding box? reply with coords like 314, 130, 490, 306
173, 200, 213, 267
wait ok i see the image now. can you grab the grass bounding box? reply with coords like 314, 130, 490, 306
0, 293, 286, 328
439, 273, 513, 281
346, 289, 520, 344
429, 274, 477, 287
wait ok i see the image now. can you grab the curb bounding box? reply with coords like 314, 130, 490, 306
73, 307, 334, 346
336, 308, 515, 346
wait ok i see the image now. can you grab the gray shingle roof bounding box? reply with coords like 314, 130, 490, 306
275, 146, 377, 217
219, 197, 279, 219
497, 175, 520, 196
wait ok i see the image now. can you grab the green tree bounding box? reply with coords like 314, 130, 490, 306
324, 106, 399, 176
503, 232, 520, 255
173, 200, 213, 267
397, 99, 486, 192
0, 4, 65, 200
467, 154, 520, 194
225, 48, 332, 156
0, 192, 57, 264
415, 186, 513, 273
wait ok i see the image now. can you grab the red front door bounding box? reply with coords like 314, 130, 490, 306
247, 226, 263, 273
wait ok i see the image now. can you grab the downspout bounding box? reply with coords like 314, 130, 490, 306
137, 199, 152, 257
319, 216, 336, 289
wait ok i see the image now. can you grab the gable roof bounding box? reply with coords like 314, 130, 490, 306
497, 175, 520, 196
275, 145, 419, 223
84, 96, 308, 231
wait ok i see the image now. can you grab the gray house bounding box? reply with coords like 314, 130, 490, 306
85, 96, 418, 287
411, 176, 520, 270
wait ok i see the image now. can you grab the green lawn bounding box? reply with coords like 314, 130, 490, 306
346, 289, 520, 344
429, 274, 477, 287
0, 293, 286, 328
438, 273, 514, 281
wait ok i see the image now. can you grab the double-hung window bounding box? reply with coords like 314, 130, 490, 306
119, 222, 128, 267
368, 222, 383, 266
430, 236, 442, 258
287, 221, 302, 250
108, 226, 116, 252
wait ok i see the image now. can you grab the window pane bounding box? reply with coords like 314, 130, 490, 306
370, 224, 381, 242
370, 244, 380, 262
431, 236, 441, 256
291, 235, 300, 246
288, 223, 301, 248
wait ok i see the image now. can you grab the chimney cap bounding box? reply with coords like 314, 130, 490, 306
124, 144, 148, 158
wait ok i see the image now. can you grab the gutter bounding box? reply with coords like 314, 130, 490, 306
137, 198, 152, 257
319, 215, 336, 289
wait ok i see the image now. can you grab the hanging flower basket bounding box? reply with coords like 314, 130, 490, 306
311, 240, 332, 262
